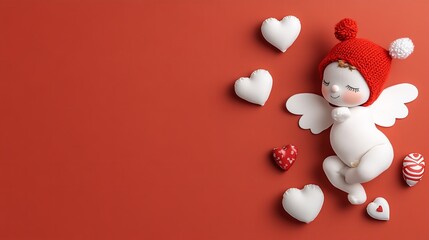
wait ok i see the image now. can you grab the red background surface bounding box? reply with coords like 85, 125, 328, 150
0, 0, 428, 239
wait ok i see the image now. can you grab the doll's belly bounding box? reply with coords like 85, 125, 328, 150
330, 121, 390, 167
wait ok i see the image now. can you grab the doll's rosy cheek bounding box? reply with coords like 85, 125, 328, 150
343, 91, 364, 105
321, 85, 329, 98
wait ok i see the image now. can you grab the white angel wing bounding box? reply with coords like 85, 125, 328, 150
369, 83, 418, 127
286, 93, 334, 134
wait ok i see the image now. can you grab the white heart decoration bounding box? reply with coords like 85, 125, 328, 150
367, 197, 390, 221
282, 184, 324, 223
261, 16, 301, 52
234, 69, 272, 106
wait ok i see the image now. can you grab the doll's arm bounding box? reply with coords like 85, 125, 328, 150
331, 107, 351, 123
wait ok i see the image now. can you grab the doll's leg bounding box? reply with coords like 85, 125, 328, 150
344, 143, 393, 185
323, 156, 367, 205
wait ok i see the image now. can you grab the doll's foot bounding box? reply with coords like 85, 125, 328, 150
324, 156, 367, 205
347, 186, 367, 205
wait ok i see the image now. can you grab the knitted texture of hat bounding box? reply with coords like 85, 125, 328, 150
319, 18, 392, 106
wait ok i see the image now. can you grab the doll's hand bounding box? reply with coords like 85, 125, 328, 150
331, 107, 351, 123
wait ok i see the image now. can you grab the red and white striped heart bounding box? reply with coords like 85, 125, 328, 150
402, 153, 425, 187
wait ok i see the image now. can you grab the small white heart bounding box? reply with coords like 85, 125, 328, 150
234, 69, 272, 106
367, 197, 390, 221
282, 184, 324, 223
261, 16, 301, 52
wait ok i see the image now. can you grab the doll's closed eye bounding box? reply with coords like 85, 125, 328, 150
346, 85, 359, 92
323, 80, 330, 86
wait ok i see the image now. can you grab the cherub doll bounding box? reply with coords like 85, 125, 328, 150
286, 18, 418, 205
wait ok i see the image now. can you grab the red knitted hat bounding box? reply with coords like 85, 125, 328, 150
319, 18, 414, 106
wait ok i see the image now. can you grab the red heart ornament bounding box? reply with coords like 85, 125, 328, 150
376, 205, 383, 212
272, 144, 298, 171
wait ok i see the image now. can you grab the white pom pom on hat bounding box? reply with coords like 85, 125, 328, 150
389, 38, 414, 59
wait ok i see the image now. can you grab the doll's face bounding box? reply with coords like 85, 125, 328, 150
321, 62, 370, 107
